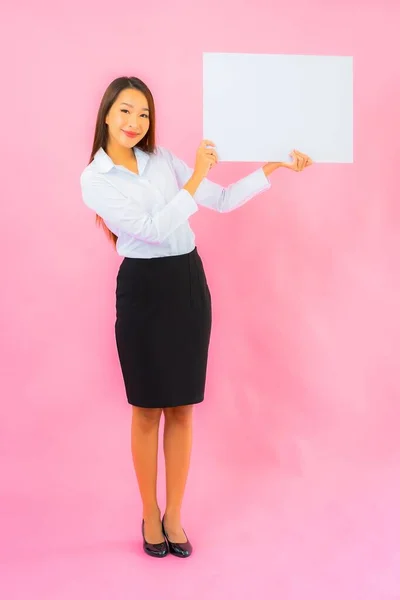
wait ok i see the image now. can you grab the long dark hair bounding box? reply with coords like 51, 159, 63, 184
87, 76, 156, 247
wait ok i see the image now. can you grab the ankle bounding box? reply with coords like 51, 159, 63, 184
143, 506, 161, 521
164, 508, 181, 522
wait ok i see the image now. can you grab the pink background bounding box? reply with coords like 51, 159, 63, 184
2, 0, 400, 598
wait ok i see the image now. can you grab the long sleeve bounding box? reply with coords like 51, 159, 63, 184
161, 147, 272, 213
80, 170, 199, 244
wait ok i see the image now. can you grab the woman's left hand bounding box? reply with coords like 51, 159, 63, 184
281, 149, 313, 171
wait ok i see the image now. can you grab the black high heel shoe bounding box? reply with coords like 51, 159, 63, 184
162, 517, 193, 558
141, 520, 169, 558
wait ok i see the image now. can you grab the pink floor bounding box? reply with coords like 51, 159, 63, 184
2, 392, 400, 599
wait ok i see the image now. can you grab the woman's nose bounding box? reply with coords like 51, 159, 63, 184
129, 115, 139, 128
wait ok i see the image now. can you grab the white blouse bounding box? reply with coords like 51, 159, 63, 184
80, 145, 271, 258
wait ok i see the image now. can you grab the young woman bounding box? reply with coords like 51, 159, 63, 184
80, 76, 312, 559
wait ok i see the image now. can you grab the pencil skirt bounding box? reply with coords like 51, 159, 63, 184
115, 247, 212, 408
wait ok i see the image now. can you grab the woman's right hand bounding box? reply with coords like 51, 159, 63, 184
193, 140, 218, 179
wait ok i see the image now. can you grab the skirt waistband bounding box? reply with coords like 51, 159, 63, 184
121, 247, 198, 265
119, 248, 199, 275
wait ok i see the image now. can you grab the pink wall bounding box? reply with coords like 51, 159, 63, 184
2, 0, 400, 598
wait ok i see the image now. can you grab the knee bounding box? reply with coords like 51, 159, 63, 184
163, 405, 193, 426
132, 407, 162, 431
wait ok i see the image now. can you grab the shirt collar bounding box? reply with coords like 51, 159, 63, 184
93, 146, 150, 175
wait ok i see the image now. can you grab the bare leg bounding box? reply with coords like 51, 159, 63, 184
163, 405, 193, 543
131, 406, 164, 544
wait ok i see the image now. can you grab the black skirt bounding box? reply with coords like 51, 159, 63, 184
115, 247, 212, 408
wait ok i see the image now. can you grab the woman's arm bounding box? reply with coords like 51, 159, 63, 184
161, 145, 272, 213
80, 169, 200, 244
262, 162, 281, 177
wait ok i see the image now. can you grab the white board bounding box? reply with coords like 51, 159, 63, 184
203, 52, 353, 164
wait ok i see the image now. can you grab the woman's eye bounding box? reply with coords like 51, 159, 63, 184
121, 109, 148, 118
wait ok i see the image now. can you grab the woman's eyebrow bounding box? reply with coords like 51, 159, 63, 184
120, 102, 149, 112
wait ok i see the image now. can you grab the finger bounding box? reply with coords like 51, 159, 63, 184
292, 153, 300, 170
208, 155, 218, 169
290, 151, 300, 167
202, 139, 216, 148
206, 155, 218, 167
205, 149, 219, 160
294, 149, 309, 159
295, 150, 313, 166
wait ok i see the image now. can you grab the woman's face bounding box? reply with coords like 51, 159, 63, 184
105, 88, 150, 148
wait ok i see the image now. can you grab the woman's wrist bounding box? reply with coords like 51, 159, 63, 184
183, 171, 205, 197
262, 162, 281, 177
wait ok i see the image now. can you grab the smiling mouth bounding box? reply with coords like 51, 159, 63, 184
123, 131, 139, 138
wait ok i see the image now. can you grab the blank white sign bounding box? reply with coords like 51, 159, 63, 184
203, 52, 353, 163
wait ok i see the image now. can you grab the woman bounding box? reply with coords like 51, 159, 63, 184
80, 76, 312, 559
